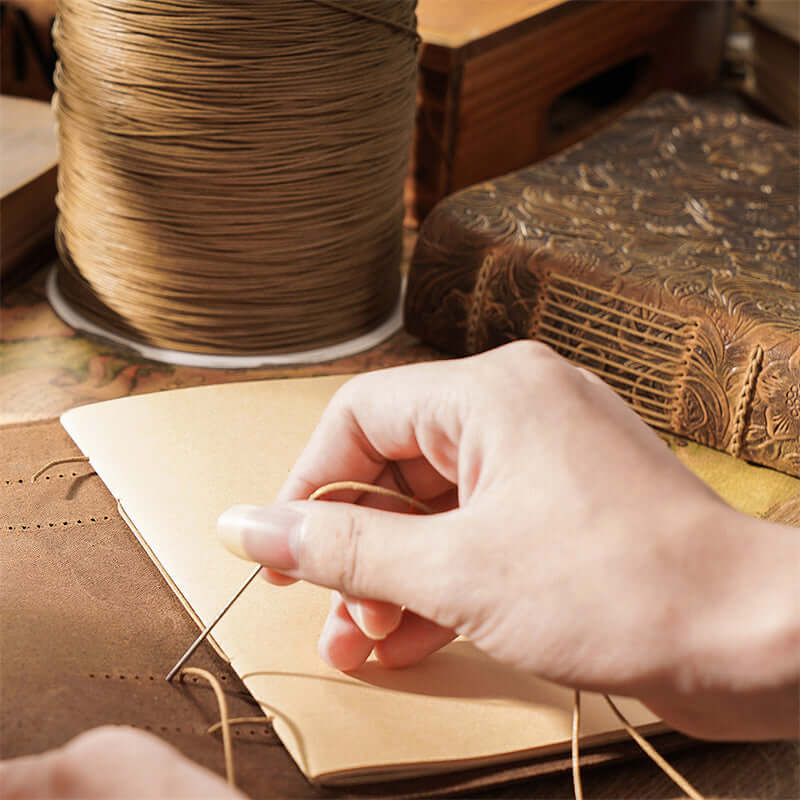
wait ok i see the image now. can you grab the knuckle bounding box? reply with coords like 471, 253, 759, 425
328, 372, 372, 413
332, 508, 366, 595
500, 338, 555, 362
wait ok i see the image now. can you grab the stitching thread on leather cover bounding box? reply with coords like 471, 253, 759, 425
31, 456, 91, 482
535, 273, 698, 431
82, 671, 278, 741
728, 344, 764, 457
466, 252, 496, 354
5, 471, 83, 486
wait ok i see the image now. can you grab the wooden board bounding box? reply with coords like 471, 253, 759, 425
741, 1, 799, 126
0, 94, 58, 280
417, 0, 566, 48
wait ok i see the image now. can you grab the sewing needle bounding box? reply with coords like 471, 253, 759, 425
166, 564, 263, 682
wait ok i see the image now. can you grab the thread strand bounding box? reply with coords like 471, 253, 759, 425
31, 456, 90, 483
180, 667, 235, 786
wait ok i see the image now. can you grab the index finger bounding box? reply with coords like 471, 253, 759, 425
275, 360, 463, 503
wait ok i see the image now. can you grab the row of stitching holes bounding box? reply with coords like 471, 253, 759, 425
87, 672, 229, 684
138, 724, 272, 738
84, 674, 273, 738
11, 719, 270, 738
5, 472, 79, 485
10, 719, 272, 737
9, 516, 110, 531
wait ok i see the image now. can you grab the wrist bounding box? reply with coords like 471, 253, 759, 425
657, 504, 800, 739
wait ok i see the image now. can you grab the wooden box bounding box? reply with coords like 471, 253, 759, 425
0, 95, 58, 281
407, 0, 728, 222
740, 0, 799, 127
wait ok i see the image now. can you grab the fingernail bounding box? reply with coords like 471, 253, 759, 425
345, 598, 388, 641
217, 504, 301, 571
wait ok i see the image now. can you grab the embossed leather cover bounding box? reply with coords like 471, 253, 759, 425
406, 93, 800, 477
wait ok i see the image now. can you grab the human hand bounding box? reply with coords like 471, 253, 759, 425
0, 726, 243, 799
218, 341, 800, 740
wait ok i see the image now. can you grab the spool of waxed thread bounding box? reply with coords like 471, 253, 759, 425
50, 0, 418, 361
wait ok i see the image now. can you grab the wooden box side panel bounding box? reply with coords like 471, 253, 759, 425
406, 1, 727, 221
450, 0, 725, 190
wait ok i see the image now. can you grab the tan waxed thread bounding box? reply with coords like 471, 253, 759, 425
536, 273, 699, 432
31, 456, 91, 483
728, 344, 764, 457
207, 716, 274, 737
571, 690, 584, 800
466, 253, 496, 355
52, 0, 418, 355
5, 469, 83, 486
184, 481, 705, 798
179, 668, 235, 786
602, 696, 704, 800
308, 480, 434, 513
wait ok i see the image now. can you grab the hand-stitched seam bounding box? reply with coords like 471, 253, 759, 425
87, 669, 252, 700
466, 252, 495, 354
4, 471, 85, 486
537, 272, 697, 432
728, 344, 764, 457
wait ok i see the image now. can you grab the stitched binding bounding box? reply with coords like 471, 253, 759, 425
728, 345, 764, 458
535, 272, 697, 430
466, 253, 496, 354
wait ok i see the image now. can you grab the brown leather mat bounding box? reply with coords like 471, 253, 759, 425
1, 418, 796, 798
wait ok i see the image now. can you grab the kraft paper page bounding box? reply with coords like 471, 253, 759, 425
62, 375, 661, 783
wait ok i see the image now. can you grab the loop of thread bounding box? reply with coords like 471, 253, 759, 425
31, 456, 90, 483
179, 667, 235, 786
52, 0, 417, 355
191, 480, 705, 799
309, 480, 433, 514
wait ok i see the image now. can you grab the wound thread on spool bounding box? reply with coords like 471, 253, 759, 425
52, 0, 418, 357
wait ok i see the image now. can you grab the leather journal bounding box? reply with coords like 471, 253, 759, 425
3, 376, 799, 796
405, 92, 800, 477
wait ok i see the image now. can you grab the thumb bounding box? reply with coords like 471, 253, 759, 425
217, 501, 462, 623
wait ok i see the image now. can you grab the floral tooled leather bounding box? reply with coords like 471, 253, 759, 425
407, 93, 800, 476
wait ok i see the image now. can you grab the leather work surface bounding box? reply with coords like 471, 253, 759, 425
1, 418, 797, 799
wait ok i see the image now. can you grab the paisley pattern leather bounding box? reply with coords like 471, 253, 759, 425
406, 93, 800, 476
